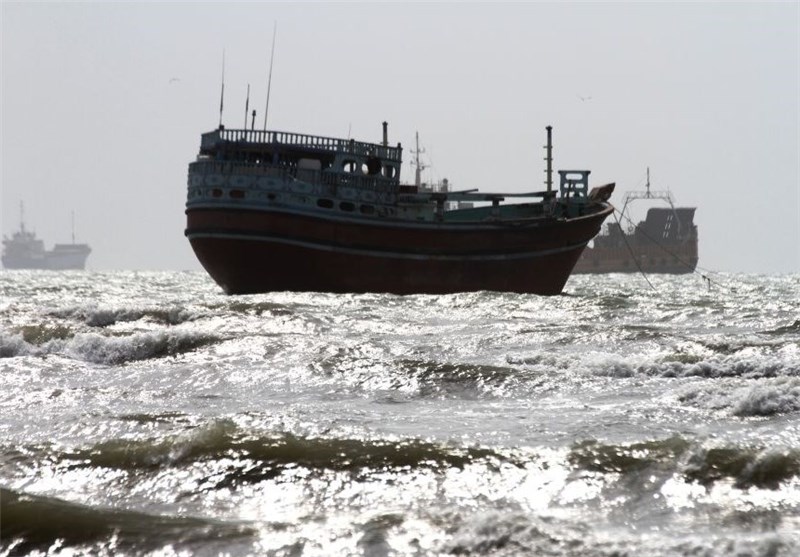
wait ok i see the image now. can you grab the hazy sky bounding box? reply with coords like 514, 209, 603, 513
2, 2, 798, 273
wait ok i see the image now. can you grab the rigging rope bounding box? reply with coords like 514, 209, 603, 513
612, 207, 731, 292
613, 208, 656, 291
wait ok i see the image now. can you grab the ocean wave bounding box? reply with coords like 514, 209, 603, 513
684, 446, 800, 490
59, 330, 220, 364
213, 299, 294, 317
0, 486, 254, 555
678, 378, 800, 417
15, 323, 73, 345
313, 345, 523, 397
48, 304, 199, 327
0, 329, 221, 363
0, 333, 31, 358
395, 359, 520, 397
39, 420, 508, 485
732, 378, 800, 417
568, 436, 690, 475
760, 319, 800, 336
567, 436, 800, 490
595, 355, 799, 380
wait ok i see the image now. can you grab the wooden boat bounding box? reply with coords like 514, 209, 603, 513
185, 124, 614, 295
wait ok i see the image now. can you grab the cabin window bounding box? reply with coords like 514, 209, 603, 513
230, 189, 245, 199
360, 204, 375, 215
212, 189, 223, 198
343, 160, 357, 173
317, 198, 334, 209
382, 165, 396, 179
360, 162, 369, 175
267, 193, 276, 201
340, 201, 355, 212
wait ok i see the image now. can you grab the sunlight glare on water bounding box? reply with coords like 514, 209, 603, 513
1, 270, 799, 556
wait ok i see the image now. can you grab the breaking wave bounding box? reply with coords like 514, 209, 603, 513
677, 377, 800, 417
568, 436, 800, 490
0, 333, 31, 358
48, 304, 199, 327
62, 330, 221, 364
684, 446, 800, 489
0, 329, 222, 363
593, 355, 799, 380
733, 378, 800, 417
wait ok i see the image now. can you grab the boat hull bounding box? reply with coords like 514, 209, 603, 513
186, 206, 611, 295
1, 248, 90, 270
573, 244, 698, 274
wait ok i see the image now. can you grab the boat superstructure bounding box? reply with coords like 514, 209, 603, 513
574, 169, 698, 274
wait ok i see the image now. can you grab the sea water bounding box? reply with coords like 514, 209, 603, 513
1, 270, 798, 556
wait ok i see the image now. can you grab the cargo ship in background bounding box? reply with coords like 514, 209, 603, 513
573, 169, 698, 274
2, 204, 91, 270
185, 121, 615, 296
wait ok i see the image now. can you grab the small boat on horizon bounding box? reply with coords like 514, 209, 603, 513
184, 119, 615, 295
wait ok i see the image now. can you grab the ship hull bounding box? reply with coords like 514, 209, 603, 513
186, 206, 611, 295
573, 245, 698, 274
1, 248, 90, 270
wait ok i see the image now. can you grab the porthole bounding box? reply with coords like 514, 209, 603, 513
317, 198, 334, 209
360, 204, 375, 215
340, 201, 355, 212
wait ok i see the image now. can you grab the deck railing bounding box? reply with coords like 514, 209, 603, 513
189, 160, 398, 192
201, 128, 402, 162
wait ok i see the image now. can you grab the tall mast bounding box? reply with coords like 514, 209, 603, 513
262, 22, 278, 131
244, 84, 250, 129
218, 49, 226, 128
411, 131, 427, 188
19, 201, 25, 233
544, 126, 553, 193
71, 211, 75, 244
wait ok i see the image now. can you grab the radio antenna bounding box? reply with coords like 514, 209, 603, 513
262, 22, 277, 131
218, 49, 226, 128
244, 83, 250, 129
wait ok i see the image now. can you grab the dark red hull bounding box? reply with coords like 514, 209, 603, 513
185, 206, 612, 295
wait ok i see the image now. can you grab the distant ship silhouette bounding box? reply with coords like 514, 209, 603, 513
2, 203, 91, 270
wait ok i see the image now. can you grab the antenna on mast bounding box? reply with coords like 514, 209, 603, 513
71, 211, 76, 244
411, 132, 427, 188
19, 201, 25, 233
262, 22, 277, 131
244, 83, 250, 129
218, 49, 226, 128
